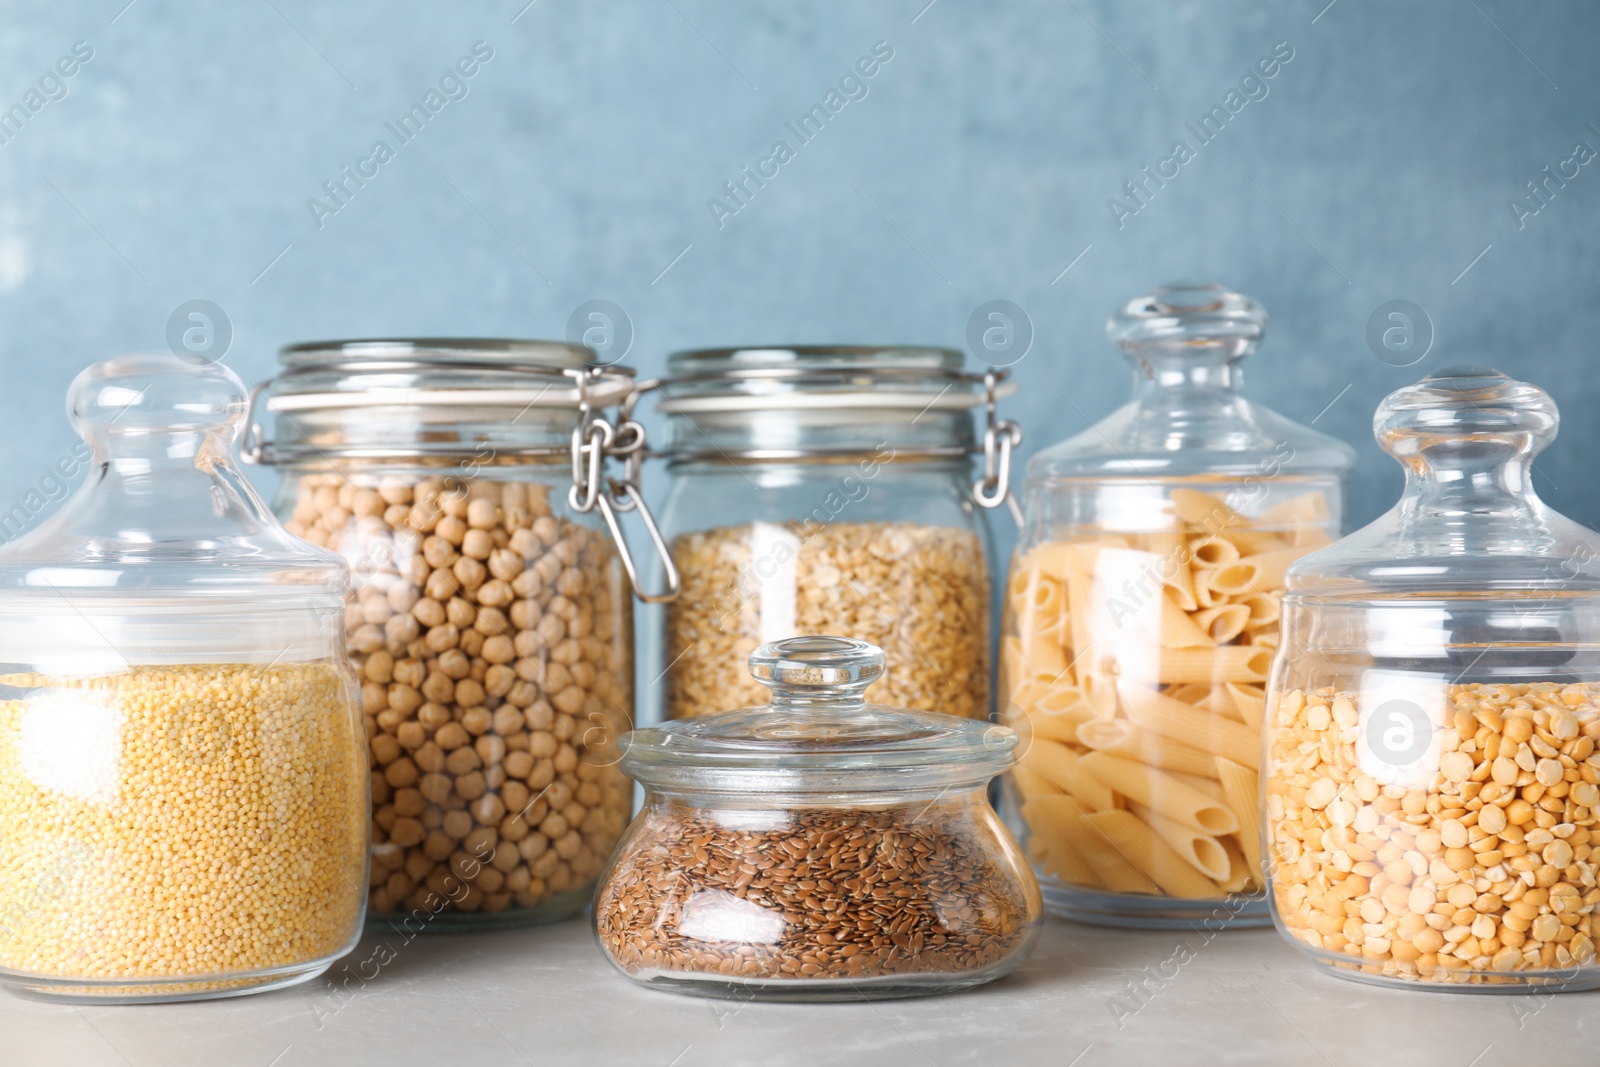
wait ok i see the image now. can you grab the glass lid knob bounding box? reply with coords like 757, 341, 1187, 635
749, 636, 885, 702
1107, 282, 1266, 354
69, 353, 248, 443
1375, 365, 1558, 459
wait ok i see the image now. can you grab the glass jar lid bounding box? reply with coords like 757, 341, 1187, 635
249, 337, 635, 464
660, 345, 985, 412
620, 637, 1018, 795
1286, 366, 1600, 598
1027, 284, 1356, 480
0, 355, 348, 668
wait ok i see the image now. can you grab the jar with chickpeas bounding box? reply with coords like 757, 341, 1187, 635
248, 339, 670, 929
0, 355, 367, 1001
1266, 367, 1600, 990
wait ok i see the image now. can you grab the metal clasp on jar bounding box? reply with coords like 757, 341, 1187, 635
972, 369, 1024, 526
567, 369, 681, 604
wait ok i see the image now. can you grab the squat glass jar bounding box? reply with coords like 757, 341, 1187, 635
594, 636, 1042, 1000
999, 284, 1355, 928
0, 355, 367, 1002
1266, 367, 1600, 991
249, 339, 660, 930
653, 346, 1019, 722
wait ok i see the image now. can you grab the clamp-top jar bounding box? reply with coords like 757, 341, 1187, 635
650, 346, 1020, 723
998, 285, 1355, 928
248, 338, 674, 930
1266, 368, 1600, 990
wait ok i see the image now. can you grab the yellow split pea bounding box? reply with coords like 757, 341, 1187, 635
0, 663, 366, 981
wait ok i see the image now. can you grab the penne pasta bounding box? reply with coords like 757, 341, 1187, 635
1233, 547, 1306, 594
1237, 592, 1280, 626
1076, 719, 1221, 778
1155, 645, 1272, 684
1201, 561, 1257, 596
1123, 687, 1261, 768
1187, 535, 1239, 566
1214, 756, 1262, 881
1161, 589, 1215, 648
1075, 751, 1237, 835
1019, 635, 1070, 682
1011, 763, 1060, 801
1080, 810, 1224, 899
1218, 838, 1255, 894
1170, 487, 1243, 532
1225, 683, 1267, 730
1192, 604, 1250, 644
1021, 797, 1102, 887
1000, 485, 1333, 904
1021, 738, 1118, 812
1129, 802, 1231, 882
1033, 795, 1159, 894
1260, 490, 1330, 524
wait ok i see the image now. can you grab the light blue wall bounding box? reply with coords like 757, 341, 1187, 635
0, 0, 1596, 548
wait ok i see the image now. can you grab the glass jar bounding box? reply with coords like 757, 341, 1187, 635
998, 284, 1356, 928
248, 338, 670, 931
1266, 367, 1600, 991
653, 346, 1019, 722
594, 636, 1041, 1000
0, 354, 367, 1002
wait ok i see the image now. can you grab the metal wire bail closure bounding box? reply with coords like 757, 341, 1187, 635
973, 370, 1023, 522
567, 369, 681, 604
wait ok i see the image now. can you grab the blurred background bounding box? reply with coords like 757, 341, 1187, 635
0, 0, 1595, 541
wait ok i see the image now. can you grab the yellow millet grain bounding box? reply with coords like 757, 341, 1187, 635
0, 663, 367, 981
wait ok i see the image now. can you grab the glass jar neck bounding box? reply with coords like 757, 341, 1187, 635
1400, 439, 1539, 517
663, 407, 975, 461
1127, 341, 1245, 398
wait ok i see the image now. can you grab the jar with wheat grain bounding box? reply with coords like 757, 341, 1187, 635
651, 346, 1020, 724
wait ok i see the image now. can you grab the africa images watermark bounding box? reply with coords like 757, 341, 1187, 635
1506, 118, 1600, 231
0, 40, 94, 147
706, 40, 895, 230
306, 41, 496, 229
1106, 41, 1296, 230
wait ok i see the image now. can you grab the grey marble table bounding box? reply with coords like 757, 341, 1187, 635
4, 915, 1595, 1066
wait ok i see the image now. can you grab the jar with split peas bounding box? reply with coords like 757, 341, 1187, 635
1266, 367, 1600, 991
248, 339, 670, 929
0, 355, 367, 1002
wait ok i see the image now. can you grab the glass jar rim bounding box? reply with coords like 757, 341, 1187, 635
248, 337, 637, 466
659, 344, 1003, 413
622, 637, 1017, 794
264, 337, 636, 417
619, 706, 1017, 795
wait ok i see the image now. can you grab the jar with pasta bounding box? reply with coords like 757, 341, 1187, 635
0, 355, 367, 1001
650, 346, 1019, 723
1266, 367, 1600, 991
247, 339, 674, 931
999, 284, 1355, 927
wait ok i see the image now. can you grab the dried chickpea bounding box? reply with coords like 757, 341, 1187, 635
291, 471, 633, 924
